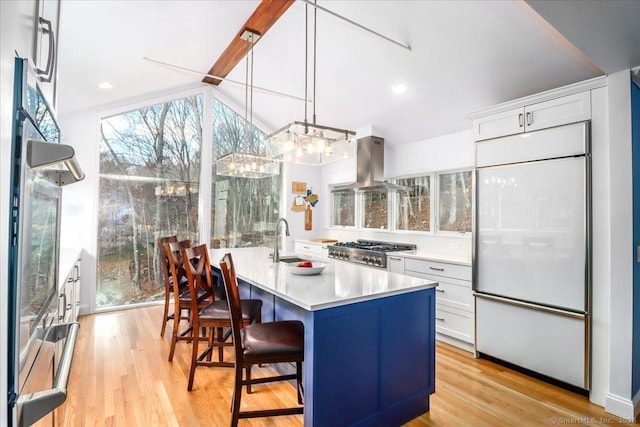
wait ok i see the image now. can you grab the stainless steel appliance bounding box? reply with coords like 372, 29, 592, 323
7, 58, 84, 426
327, 240, 416, 269
474, 121, 591, 390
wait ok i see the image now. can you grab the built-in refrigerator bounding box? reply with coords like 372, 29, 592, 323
7, 58, 84, 426
474, 121, 591, 390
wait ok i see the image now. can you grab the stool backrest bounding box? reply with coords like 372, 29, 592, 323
182, 244, 215, 311
166, 240, 191, 296
157, 235, 178, 286
219, 253, 244, 360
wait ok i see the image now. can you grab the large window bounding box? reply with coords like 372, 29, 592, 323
438, 170, 472, 233
332, 190, 355, 227
97, 92, 282, 310
331, 170, 472, 235
361, 190, 388, 229
396, 175, 431, 232
98, 95, 202, 308
210, 100, 281, 249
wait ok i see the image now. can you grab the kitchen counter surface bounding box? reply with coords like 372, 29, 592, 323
210, 246, 437, 311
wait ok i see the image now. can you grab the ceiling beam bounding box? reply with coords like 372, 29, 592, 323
202, 0, 295, 85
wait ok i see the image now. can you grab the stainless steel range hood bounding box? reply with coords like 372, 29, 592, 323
331, 136, 408, 192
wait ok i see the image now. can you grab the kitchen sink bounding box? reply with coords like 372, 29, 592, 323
277, 256, 308, 263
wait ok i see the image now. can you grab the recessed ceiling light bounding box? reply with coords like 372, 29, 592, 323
391, 82, 407, 95
98, 82, 113, 90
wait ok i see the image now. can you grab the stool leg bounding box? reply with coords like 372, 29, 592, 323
161, 289, 170, 336
246, 365, 252, 393
230, 363, 243, 426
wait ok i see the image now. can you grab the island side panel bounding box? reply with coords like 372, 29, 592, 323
305, 288, 436, 427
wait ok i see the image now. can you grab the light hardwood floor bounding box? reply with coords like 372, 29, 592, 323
57, 305, 639, 426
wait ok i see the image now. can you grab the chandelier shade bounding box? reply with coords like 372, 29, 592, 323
269, 121, 355, 165
216, 151, 280, 179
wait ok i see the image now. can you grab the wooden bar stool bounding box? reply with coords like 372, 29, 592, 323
158, 235, 183, 337
166, 239, 211, 362
182, 244, 262, 391
219, 253, 304, 426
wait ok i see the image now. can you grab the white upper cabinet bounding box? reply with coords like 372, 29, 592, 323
33, 0, 61, 107
474, 91, 591, 141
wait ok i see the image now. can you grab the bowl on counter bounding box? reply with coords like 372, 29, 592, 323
287, 261, 327, 276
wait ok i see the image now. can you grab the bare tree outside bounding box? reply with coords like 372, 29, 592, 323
97, 96, 202, 308
97, 94, 282, 309
210, 100, 281, 249
438, 171, 472, 232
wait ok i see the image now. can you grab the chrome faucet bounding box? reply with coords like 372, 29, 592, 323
273, 218, 290, 263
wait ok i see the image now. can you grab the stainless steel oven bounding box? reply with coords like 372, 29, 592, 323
7, 58, 83, 427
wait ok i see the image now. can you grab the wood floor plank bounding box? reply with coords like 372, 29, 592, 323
57, 305, 639, 426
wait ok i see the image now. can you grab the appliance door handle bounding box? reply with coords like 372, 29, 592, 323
474, 292, 586, 320
18, 323, 79, 427
58, 292, 67, 321
36, 17, 56, 83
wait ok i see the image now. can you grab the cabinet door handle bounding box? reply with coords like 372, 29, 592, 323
526, 111, 532, 126
389, 256, 401, 260
435, 317, 445, 321
59, 293, 67, 320
303, 246, 310, 249
518, 113, 524, 127
429, 266, 445, 271
36, 17, 56, 83
435, 288, 445, 293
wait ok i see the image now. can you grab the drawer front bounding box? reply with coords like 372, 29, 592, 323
294, 241, 324, 257
433, 277, 472, 312
404, 258, 471, 281
435, 305, 473, 343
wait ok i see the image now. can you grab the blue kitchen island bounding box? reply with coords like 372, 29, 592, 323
210, 247, 437, 427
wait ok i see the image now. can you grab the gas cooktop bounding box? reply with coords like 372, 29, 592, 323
327, 240, 416, 268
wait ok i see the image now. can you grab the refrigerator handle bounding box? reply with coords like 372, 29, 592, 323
18, 323, 79, 427
474, 292, 586, 320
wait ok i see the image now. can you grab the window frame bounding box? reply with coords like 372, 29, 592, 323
330, 168, 473, 237
434, 168, 473, 237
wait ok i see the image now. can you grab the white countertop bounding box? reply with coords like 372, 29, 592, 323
210, 247, 437, 311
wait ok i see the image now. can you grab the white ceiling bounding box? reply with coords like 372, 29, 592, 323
57, 0, 639, 147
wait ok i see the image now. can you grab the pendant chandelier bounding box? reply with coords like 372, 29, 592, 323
216, 29, 281, 179
269, 0, 355, 166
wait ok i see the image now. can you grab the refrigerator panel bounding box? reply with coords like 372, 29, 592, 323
476, 156, 587, 311
475, 295, 588, 389
476, 121, 589, 168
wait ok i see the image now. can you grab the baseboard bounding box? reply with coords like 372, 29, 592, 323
634, 388, 640, 419
435, 333, 474, 353
605, 392, 636, 420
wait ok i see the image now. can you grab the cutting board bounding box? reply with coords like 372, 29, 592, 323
309, 238, 338, 244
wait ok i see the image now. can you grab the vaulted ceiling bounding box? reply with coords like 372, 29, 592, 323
57, 0, 640, 147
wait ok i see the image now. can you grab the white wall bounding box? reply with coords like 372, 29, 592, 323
58, 109, 100, 315
604, 69, 636, 419
316, 129, 474, 258
282, 162, 322, 250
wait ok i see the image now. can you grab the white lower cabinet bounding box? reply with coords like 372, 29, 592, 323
294, 240, 329, 259
403, 258, 474, 351
59, 252, 81, 322
386, 255, 405, 274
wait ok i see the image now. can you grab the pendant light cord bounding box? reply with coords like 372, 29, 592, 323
313, 0, 317, 126
304, 3, 308, 133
